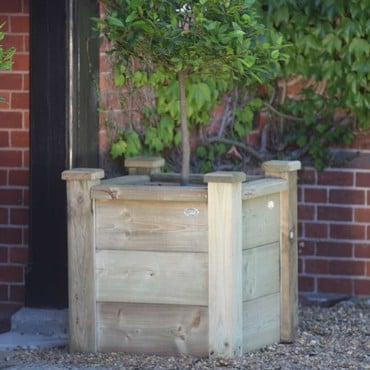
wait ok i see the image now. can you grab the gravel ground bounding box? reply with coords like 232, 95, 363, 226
0, 299, 368, 370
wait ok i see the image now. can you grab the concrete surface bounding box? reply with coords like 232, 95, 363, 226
0, 308, 68, 350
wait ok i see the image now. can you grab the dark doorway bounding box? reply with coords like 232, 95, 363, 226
27, 0, 99, 308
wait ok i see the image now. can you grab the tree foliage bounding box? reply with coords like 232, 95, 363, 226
99, 0, 369, 173
96, 0, 284, 180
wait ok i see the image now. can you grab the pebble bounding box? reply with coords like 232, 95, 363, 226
0, 298, 368, 369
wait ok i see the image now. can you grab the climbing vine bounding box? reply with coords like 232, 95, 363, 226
0, 23, 15, 103
103, 0, 369, 172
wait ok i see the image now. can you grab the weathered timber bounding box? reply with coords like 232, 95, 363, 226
243, 242, 280, 301
61, 168, 104, 352
243, 293, 281, 352
125, 156, 165, 175
95, 200, 208, 252
205, 171, 245, 359
263, 160, 301, 342
242, 193, 280, 250
97, 302, 208, 356
96, 250, 208, 305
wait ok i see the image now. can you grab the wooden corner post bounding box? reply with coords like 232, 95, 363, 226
204, 171, 247, 358
61, 168, 105, 352
262, 160, 301, 342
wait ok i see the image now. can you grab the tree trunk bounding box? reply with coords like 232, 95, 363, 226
178, 71, 190, 186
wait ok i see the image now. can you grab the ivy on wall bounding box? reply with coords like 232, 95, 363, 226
102, 0, 369, 172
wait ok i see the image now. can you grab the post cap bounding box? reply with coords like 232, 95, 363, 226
61, 168, 105, 181
204, 171, 247, 184
262, 160, 301, 173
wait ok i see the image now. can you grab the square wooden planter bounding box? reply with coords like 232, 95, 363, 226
62, 158, 300, 358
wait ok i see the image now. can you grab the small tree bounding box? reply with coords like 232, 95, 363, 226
97, 0, 283, 184
0, 23, 15, 103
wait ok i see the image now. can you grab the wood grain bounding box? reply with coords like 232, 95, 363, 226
97, 302, 208, 356
96, 250, 208, 306
95, 200, 208, 252
243, 293, 281, 352
207, 174, 243, 358
243, 243, 280, 301
242, 193, 280, 250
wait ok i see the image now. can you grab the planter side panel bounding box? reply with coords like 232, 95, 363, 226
97, 302, 208, 356
96, 200, 208, 252
242, 193, 281, 352
243, 293, 280, 352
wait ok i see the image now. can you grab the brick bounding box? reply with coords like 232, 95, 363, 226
367, 261, 370, 277
10, 15, 29, 33
329, 260, 365, 276
9, 247, 27, 264
304, 188, 327, 203
10, 208, 28, 225
22, 189, 28, 207
317, 206, 352, 221
1, 34, 24, 52
0, 247, 8, 262
22, 227, 28, 244
298, 169, 316, 185
354, 244, 370, 258
356, 172, 370, 187
0, 73, 23, 90
10, 130, 28, 148
329, 189, 365, 205
298, 258, 302, 273
11, 54, 29, 71
330, 224, 366, 240
354, 279, 370, 295
0, 150, 22, 166
0, 131, 9, 147
298, 204, 315, 220
0, 227, 22, 244
316, 242, 353, 258
23, 72, 29, 89
23, 149, 29, 167
0, 284, 8, 301
10, 92, 28, 110
354, 208, 370, 223
9, 169, 28, 186
0, 189, 22, 205
0, 266, 23, 282
23, 0, 29, 13
9, 284, 24, 302
0, 111, 22, 128
0, 92, 11, 109
298, 240, 315, 256
299, 276, 315, 292
305, 222, 328, 238
0, 208, 8, 224
318, 277, 353, 295
318, 171, 353, 186
0, 170, 7, 185
0, 17, 9, 31
305, 259, 329, 274
0, 0, 22, 12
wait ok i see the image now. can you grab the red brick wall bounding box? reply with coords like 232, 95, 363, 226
0, 0, 29, 305
298, 161, 370, 296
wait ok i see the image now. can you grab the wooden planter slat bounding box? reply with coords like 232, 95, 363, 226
62, 159, 300, 357
97, 302, 209, 356
96, 250, 208, 305
95, 200, 208, 252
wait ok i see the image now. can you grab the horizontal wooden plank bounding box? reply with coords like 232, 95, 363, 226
91, 182, 208, 202
96, 250, 208, 306
242, 178, 287, 200
242, 193, 280, 249
95, 200, 208, 252
243, 293, 281, 353
243, 243, 280, 301
150, 172, 205, 184
97, 302, 208, 356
